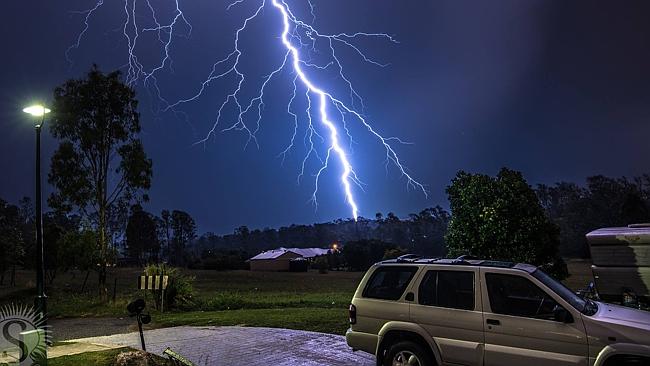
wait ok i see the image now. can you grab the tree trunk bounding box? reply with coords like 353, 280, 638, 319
98, 204, 108, 301
81, 270, 90, 293
47, 270, 56, 285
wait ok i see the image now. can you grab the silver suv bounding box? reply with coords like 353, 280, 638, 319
346, 256, 650, 366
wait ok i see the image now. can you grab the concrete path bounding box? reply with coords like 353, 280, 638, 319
49, 342, 120, 358
71, 326, 375, 366
50, 317, 138, 341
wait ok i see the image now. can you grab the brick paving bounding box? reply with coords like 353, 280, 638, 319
70, 326, 375, 366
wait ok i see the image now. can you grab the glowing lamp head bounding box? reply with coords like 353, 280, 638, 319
23, 105, 51, 117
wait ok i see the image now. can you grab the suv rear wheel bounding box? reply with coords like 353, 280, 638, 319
384, 340, 433, 366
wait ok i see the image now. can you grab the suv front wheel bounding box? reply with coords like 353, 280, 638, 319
384, 340, 434, 366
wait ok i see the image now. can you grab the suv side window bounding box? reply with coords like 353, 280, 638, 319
486, 273, 559, 320
418, 270, 475, 310
363, 266, 418, 300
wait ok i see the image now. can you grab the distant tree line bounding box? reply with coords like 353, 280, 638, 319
537, 175, 650, 258
3, 171, 650, 282
192, 206, 450, 257
124, 206, 197, 267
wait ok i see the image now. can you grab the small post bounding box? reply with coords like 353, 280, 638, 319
127, 299, 149, 351
112, 277, 117, 303
137, 315, 146, 351
161, 275, 168, 314
160, 287, 164, 314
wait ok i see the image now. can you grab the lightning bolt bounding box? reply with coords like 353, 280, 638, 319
65, 0, 428, 220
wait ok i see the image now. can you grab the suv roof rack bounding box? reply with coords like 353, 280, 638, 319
452, 254, 477, 264
395, 254, 422, 263
377, 256, 529, 272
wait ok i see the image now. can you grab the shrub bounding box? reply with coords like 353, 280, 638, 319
313, 256, 329, 274
143, 263, 195, 309
446, 168, 568, 279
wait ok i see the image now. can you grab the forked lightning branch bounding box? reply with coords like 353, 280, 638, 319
65, 0, 428, 219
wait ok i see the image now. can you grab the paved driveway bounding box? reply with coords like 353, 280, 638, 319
71, 326, 375, 366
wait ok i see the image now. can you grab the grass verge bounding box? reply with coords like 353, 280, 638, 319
155, 307, 350, 335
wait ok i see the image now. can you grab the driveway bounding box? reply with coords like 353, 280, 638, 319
71, 326, 375, 366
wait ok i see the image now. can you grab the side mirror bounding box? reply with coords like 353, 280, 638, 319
553, 305, 573, 323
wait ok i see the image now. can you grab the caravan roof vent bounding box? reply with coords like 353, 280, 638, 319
628, 223, 650, 228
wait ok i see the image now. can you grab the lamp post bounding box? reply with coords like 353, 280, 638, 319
23, 104, 50, 364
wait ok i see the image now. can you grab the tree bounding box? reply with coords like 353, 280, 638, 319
0, 199, 24, 286
383, 247, 408, 260
48, 65, 152, 298
409, 206, 450, 257
58, 229, 99, 292
159, 209, 172, 260
170, 210, 197, 266
17, 197, 35, 270
126, 205, 160, 263
446, 168, 567, 279
43, 211, 80, 284
536, 182, 591, 258
537, 175, 650, 258
343, 239, 395, 271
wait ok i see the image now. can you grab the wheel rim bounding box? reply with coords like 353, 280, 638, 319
392, 350, 421, 366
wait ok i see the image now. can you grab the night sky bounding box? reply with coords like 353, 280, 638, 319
2, 0, 650, 233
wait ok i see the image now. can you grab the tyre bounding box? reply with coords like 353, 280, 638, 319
383, 340, 434, 366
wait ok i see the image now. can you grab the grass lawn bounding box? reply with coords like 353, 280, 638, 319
157, 307, 350, 334
0, 269, 363, 334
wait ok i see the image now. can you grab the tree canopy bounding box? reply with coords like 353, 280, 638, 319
170, 210, 197, 266
537, 174, 650, 258
446, 168, 567, 278
0, 199, 24, 285
48, 65, 152, 296
126, 204, 160, 263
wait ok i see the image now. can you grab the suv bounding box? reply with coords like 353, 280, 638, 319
346, 256, 650, 366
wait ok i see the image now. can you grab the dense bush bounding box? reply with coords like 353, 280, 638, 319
342, 239, 401, 271
143, 263, 195, 309
313, 256, 329, 274
199, 249, 249, 270
446, 168, 568, 279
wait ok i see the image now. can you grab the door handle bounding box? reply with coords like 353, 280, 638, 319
486, 319, 500, 326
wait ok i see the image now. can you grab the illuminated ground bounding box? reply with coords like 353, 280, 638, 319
70, 326, 374, 366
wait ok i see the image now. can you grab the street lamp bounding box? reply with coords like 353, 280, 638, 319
23, 104, 50, 363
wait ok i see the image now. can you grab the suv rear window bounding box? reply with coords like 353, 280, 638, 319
418, 270, 475, 310
363, 266, 418, 300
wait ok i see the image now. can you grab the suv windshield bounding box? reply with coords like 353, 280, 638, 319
531, 269, 596, 315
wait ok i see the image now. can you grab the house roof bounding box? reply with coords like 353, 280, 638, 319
288, 248, 329, 258
248, 247, 329, 261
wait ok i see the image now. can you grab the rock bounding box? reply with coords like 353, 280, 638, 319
114, 350, 170, 366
